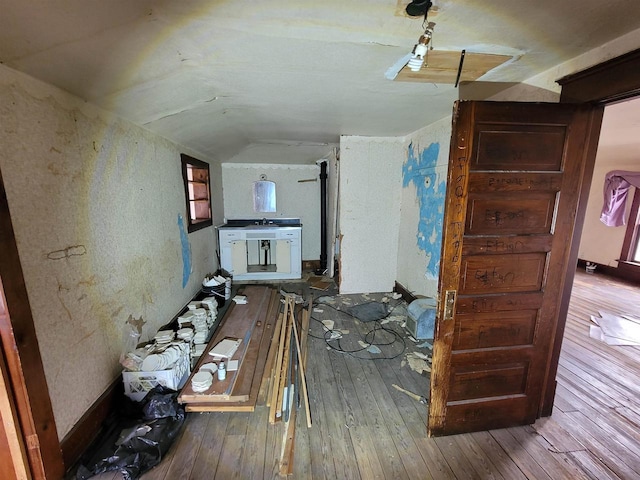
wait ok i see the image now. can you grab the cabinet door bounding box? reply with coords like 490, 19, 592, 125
231, 241, 248, 275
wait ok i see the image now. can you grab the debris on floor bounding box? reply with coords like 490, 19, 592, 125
590, 311, 640, 345
403, 352, 432, 374
392, 383, 428, 404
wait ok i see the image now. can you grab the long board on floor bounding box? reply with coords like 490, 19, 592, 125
179, 286, 277, 407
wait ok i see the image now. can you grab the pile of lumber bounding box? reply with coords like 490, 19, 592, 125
178, 286, 312, 475
178, 285, 280, 411
259, 292, 312, 475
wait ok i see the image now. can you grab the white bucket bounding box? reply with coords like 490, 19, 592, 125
225, 278, 232, 300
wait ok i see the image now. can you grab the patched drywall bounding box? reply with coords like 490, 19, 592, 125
338, 136, 404, 294
221, 162, 321, 260
396, 118, 451, 299
0, 65, 221, 439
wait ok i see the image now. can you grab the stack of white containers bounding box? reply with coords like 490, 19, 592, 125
177, 296, 218, 360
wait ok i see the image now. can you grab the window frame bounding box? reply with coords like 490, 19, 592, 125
181, 153, 213, 233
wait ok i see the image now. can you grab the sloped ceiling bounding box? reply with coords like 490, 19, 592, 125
1, 0, 639, 163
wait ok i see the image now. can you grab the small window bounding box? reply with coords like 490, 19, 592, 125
181, 154, 212, 232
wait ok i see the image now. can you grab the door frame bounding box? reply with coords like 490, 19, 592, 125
0, 168, 64, 479
541, 47, 640, 416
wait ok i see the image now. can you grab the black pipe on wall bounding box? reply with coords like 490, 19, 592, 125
317, 160, 328, 275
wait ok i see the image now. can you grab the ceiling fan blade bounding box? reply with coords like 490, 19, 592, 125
385, 53, 412, 80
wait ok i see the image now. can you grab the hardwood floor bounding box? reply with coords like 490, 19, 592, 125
96, 271, 640, 479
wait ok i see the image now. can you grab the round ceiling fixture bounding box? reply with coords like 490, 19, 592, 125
406, 0, 433, 17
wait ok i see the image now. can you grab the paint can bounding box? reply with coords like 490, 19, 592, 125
225, 277, 232, 300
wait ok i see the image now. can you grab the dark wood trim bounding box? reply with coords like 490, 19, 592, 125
558, 48, 640, 104
575, 258, 640, 284
60, 376, 123, 471
620, 188, 640, 261
575, 258, 618, 277
180, 153, 213, 233
302, 260, 321, 272
393, 281, 418, 304
543, 47, 640, 417
0, 169, 65, 479
541, 106, 604, 419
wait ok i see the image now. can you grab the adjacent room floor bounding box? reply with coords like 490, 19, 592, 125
86, 270, 640, 479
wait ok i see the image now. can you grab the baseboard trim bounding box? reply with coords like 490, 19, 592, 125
394, 281, 418, 304
577, 258, 640, 284
60, 375, 123, 471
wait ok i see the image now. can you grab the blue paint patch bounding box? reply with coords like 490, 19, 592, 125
178, 214, 191, 288
402, 142, 445, 279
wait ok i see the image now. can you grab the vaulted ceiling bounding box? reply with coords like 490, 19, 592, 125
1, 1, 639, 163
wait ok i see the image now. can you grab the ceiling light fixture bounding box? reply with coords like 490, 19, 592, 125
405, 0, 432, 18
407, 22, 435, 71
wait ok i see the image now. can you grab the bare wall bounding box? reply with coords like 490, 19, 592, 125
0, 64, 222, 439
338, 136, 404, 294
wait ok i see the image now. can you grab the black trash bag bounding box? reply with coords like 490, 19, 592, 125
76, 386, 185, 480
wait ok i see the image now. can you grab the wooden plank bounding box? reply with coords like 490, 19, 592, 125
179, 286, 271, 402
278, 297, 313, 475
451, 434, 505, 479
348, 426, 387, 479
394, 50, 511, 84
274, 301, 293, 422
269, 296, 289, 423
259, 311, 283, 405
180, 287, 278, 411
507, 425, 589, 480
304, 321, 338, 480
468, 431, 528, 480
159, 411, 210, 480
291, 312, 311, 428
189, 412, 230, 479
187, 288, 280, 411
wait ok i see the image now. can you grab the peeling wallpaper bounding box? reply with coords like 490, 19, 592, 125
396, 117, 452, 299
402, 141, 444, 280
0, 65, 221, 439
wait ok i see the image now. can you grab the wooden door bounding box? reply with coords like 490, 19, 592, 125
0, 344, 31, 480
428, 101, 604, 436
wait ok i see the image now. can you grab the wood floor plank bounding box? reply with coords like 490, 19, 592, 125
189, 412, 230, 480
559, 410, 640, 478
532, 416, 585, 453
566, 450, 620, 480
451, 433, 505, 480
489, 428, 553, 480
433, 436, 481, 480
239, 406, 268, 480
292, 403, 313, 480
468, 431, 528, 480
150, 411, 210, 480
305, 334, 337, 480
348, 426, 386, 480
346, 351, 433, 479
507, 426, 589, 480
214, 434, 246, 480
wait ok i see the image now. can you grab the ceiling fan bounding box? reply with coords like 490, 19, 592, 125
386, 1, 512, 85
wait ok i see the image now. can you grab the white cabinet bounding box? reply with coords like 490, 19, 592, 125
219, 226, 302, 280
